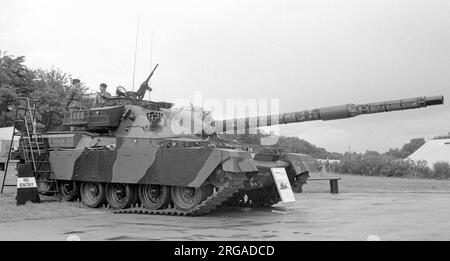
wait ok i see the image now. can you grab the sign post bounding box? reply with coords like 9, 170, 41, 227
270, 167, 296, 213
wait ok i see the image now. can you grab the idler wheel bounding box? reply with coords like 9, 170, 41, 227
59, 181, 80, 201
105, 183, 135, 210
80, 182, 106, 208
209, 169, 230, 188
138, 184, 171, 210
171, 186, 212, 212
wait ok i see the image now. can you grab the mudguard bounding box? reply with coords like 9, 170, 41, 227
281, 153, 316, 175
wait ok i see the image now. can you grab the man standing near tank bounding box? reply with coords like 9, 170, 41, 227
94, 83, 112, 106
65, 79, 83, 110
65, 79, 84, 131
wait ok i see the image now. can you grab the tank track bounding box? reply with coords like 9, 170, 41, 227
113, 173, 247, 216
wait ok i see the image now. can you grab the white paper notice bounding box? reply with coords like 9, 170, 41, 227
270, 168, 296, 203
17, 177, 37, 188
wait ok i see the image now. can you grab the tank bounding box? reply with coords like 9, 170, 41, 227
40, 69, 444, 215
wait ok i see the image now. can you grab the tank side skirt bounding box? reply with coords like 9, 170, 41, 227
71, 150, 117, 182
51, 147, 257, 189
137, 148, 216, 186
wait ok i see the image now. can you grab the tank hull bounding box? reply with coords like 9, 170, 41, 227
46, 134, 313, 212
49, 138, 258, 187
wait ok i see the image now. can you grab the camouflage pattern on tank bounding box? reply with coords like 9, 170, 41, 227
50, 142, 257, 187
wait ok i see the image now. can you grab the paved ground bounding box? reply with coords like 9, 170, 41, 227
1, 171, 450, 241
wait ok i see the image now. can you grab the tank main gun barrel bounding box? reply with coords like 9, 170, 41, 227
213, 95, 444, 133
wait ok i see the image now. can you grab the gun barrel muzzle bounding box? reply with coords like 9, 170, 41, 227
425, 96, 444, 106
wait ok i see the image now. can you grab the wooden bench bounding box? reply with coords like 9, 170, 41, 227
307, 177, 341, 194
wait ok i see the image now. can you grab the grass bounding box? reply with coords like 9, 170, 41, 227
1, 169, 450, 223
305, 172, 450, 193
0, 170, 107, 223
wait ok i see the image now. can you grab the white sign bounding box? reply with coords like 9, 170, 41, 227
270, 168, 296, 203
17, 177, 37, 188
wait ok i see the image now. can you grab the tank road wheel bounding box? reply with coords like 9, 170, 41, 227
58, 181, 80, 201
138, 184, 171, 210
105, 183, 135, 210
171, 186, 212, 212
80, 182, 106, 208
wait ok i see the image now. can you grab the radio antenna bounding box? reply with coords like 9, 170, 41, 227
150, 30, 154, 73
132, 14, 140, 91
148, 29, 154, 100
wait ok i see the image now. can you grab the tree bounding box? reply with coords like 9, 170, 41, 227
385, 148, 403, 158
0, 51, 35, 96
433, 132, 450, 140
32, 67, 91, 131
365, 150, 380, 156
385, 138, 425, 158
0, 51, 34, 127
399, 138, 425, 158
32, 68, 72, 131
274, 135, 342, 159
0, 85, 17, 127
0, 50, 90, 131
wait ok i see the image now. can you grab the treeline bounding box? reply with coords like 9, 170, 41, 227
329, 136, 450, 179
0, 51, 89, 131
228, 133, 429, 162
331, 152, 450, 179
274, 136, 342, 159
225, 131, 342, 160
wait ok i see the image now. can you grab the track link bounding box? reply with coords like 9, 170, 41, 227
113, 173, 247, 216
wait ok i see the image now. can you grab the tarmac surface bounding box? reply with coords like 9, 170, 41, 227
1, 192, 449, 241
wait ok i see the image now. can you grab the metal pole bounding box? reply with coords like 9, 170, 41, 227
132, 14, 140, 91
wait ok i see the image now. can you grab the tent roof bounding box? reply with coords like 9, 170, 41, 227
407, 139, 450, 169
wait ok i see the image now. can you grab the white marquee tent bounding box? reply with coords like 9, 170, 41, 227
407, 139, 450, 169
0, 127, 19, 156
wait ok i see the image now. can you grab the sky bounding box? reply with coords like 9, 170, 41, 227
1, 0, 449, 153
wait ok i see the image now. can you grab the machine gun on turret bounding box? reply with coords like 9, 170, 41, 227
136, 64, 159, 100
114, 64, 159, 101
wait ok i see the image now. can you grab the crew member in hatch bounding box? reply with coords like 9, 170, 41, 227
94, 83, 112, 106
